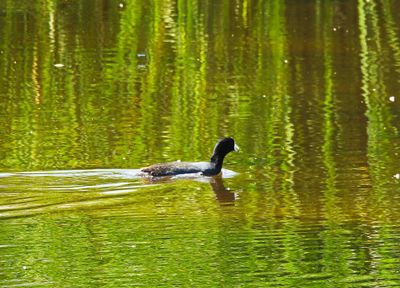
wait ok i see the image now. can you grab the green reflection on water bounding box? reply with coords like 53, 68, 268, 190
1, 0, 400, 287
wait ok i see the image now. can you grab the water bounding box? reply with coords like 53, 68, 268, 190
1, 0, 400, 287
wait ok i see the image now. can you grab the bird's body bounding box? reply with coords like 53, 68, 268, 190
141, 161, 214, 176
140, 137, 239, 177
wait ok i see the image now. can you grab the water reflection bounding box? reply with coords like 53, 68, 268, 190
1, 0, 400, 287
140, 170, 237, 204
210, 176, 236, 204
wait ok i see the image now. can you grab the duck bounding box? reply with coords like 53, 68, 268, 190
140, 137, 239, 177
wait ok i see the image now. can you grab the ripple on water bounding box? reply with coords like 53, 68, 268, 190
0, 169, 149, 219
1, 170, 400, 287
0, 168, 238, 219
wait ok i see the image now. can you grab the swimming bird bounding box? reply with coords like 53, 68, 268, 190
140, 137, 239, 177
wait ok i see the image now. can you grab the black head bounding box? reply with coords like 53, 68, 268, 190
210, 137, 239, 162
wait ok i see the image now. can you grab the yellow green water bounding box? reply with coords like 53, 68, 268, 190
1, 0, 400, 287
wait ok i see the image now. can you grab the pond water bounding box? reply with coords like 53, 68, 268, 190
1, 0, 400, 287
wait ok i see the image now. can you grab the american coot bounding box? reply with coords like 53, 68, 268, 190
140, 137, 239, 177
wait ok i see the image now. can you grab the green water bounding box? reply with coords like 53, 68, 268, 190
1, 0, 400, 287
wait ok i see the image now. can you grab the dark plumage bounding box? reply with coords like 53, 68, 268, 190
140, 137, 239, 177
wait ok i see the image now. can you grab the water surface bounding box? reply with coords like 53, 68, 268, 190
1, 0, 400, 287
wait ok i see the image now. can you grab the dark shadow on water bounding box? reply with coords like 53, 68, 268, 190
210, 176, 236, 204
142, 171, 237, 204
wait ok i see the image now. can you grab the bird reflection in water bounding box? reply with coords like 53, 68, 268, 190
210, 176, 236, 204
141, 174, 236, 204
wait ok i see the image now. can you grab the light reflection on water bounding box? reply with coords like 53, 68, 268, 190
0, 169, 239, 219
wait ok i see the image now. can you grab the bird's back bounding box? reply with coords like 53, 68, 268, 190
141, 161, 215, 177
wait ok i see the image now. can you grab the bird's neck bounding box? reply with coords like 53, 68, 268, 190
210, 154, 225, 172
